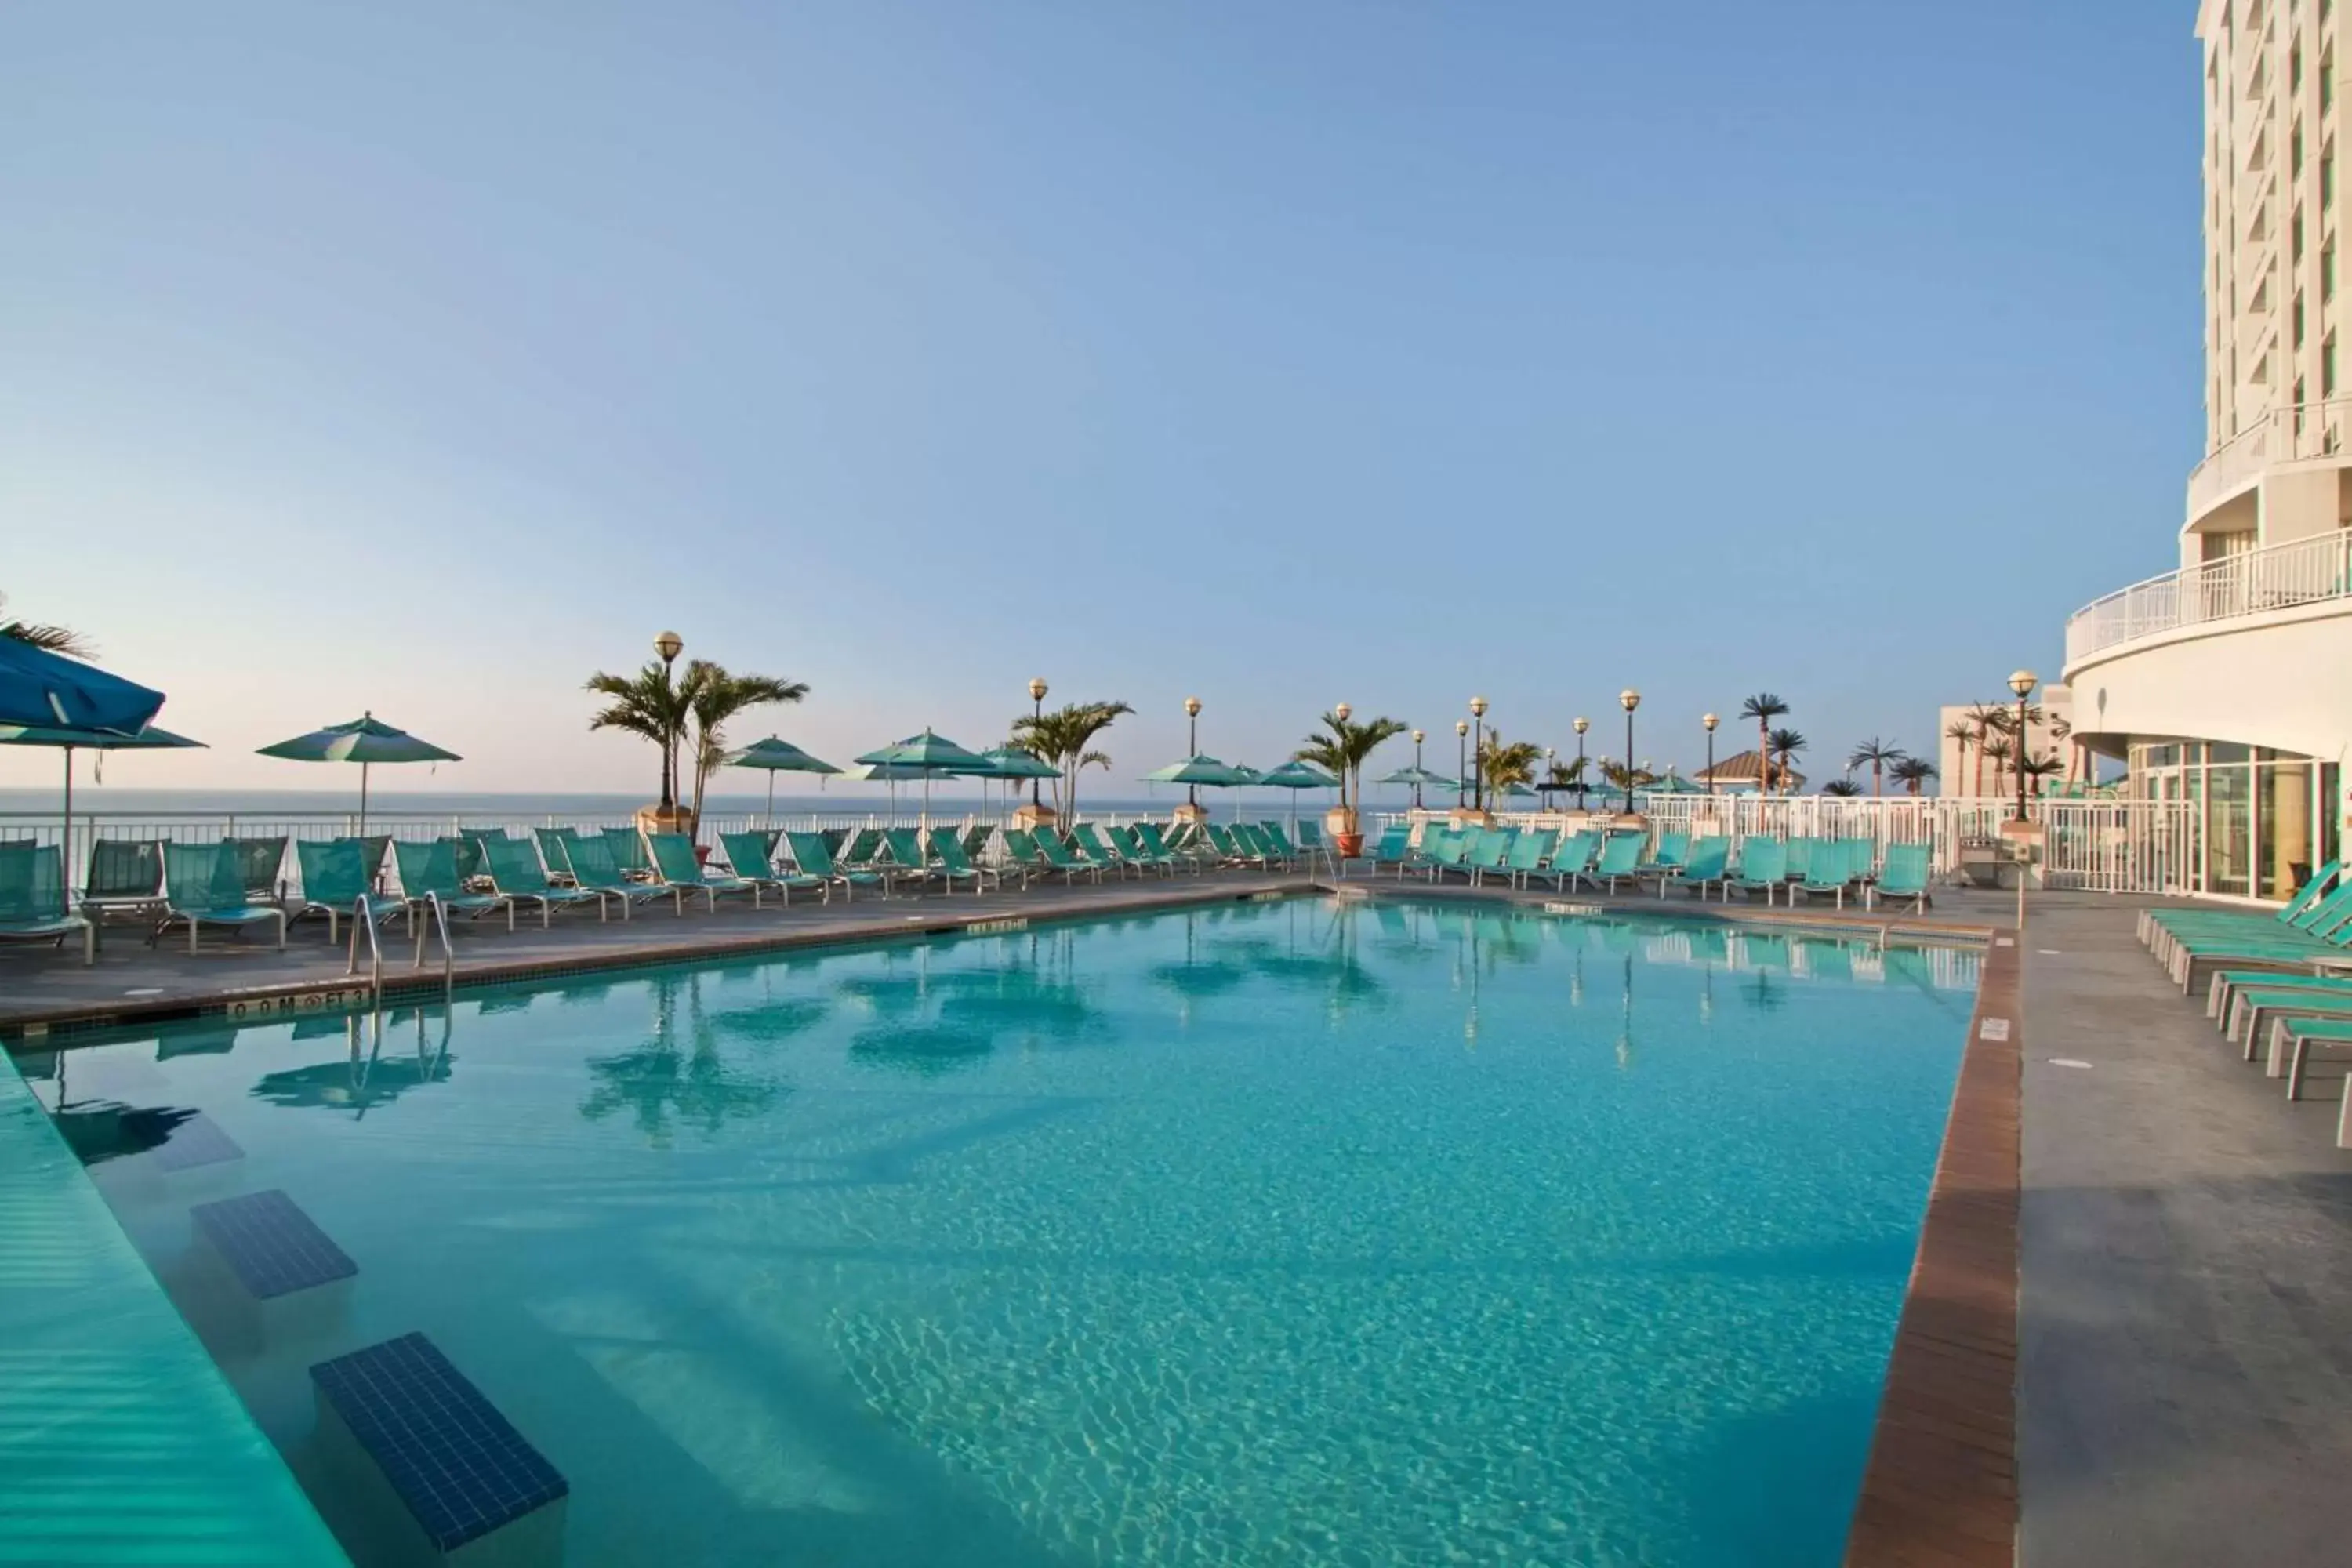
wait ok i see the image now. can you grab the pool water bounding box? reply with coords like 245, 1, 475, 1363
28, 898, 1976, 1567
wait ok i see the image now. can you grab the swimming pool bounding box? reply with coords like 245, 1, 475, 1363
26, 896, 1976, 1566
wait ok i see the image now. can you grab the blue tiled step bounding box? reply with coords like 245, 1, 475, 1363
191, 1189, 356, 1299
152, 1112, 243, 1171
311, 1333, 567, 1553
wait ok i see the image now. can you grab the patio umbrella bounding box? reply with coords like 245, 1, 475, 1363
1639, 768, 1705, 797
855, 730, 989, 826
0, 720, 205, 873
837, 762, 935, 826
723, 736, 842, 829
1225, 764, 1263, 822
975, 746, 1055, 822
256, 713, 459, 836
0, 637, 165, 735
1377, 764, 1456, 811
1142, 754, 1252, 787
1251, 760, 1339, 835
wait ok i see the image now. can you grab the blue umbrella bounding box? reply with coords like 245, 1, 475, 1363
0, 720, 205, 873
0, 637, 165, 734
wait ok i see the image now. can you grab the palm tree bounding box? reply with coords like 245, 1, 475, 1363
1297, 710, 1411, 822
1846, 737, 1907, 797
1980, 735, 2015, 798
2048, 716, 2075, 789
1596, 758, 1659, 793
1011, 700, 1134, 823
1543, 755, 1588, 795
2020, 751, 2064, 799
1740, 693, 1789, 792
0, 592, 93, 657
1966, 703, 2005, 797
1944, 719, 1975, 797
586, 661, 699, 809
1890, 756, 1937, 796
1766, 728, 1806, 793
1821, 778, 1864, 797
681, 660, 808, 827
1468, 733, 1543, 810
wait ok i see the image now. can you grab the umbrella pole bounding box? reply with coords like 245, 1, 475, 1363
359, 760, 371, 837
60, 746, 73, 879
765, 772, 775, 833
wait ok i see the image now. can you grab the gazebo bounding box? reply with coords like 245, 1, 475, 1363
1692, 749, 1806, 794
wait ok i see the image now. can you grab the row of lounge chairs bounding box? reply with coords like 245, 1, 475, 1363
1370, 825, 1933, 911
0, 818, 1330, 964
2140, 862, 2352, 1127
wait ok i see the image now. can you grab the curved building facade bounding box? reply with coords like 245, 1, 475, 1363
2063, 0, 2351, 899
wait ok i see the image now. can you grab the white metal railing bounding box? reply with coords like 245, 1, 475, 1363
1374, 795, 2205, 896
2063, 529, 2352, 666
2187, 396, 2352, 517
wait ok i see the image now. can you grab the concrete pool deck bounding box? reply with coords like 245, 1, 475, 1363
4, 874, 2343, 1565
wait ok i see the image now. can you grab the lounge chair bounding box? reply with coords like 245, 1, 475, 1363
1457, 827, 1515, 887
2222, 982, 2352, 1064
1523, 831, 1595, 893
1415, 826, 1473, 882
79, 837, 165, 919
1588, 833, 1645, 894
875, 828, 949, 896
1675, 837, 1733, 899
2158, 888, 2352, 994
926, 828, 1009, 893
960, 824, 995, 863
1258, 823, 1307, 871
648, 833, 763, 912
1795, 840, 1858, 906
720, 831, 829, 905
1730, 838, 1788, 904
2267, 1014, 2352, 1099
292, 839, 412, 943
534, 827, 583, 884
1867, 844, 1932, 913
0, 844, 95, 964
227, 835, 290, 904
784, 830, 885, 901
1108, 825, 1175, 877
1495, 829, 1554, 888
488, 836, 620, 923
1370, 822, 1414, 874
840, 829, 890, 877
1029, 828, 1105, 884
1070, 822, 1139, 879
1783, 837, 1818, 886
158, 842, 289, 952
2143, 863, 2343, 963
392, 840, 517, 929
562, 837, 673, 918
597, 827, 656, 882
1134, 822, 1198, 874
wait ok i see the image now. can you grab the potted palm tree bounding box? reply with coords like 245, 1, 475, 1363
1739, 692, 1789, 793
1294, 707, 1407, 857
587, 652, 802, 840
1010, 700, 1133, 827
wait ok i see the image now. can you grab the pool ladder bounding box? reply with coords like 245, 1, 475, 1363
345, 892, 456, 1005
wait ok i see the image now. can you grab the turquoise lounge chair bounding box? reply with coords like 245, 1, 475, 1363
1135, 822, 1198, 873
1070, 822, 1139, 880
1030, 828, 1104, 884
648, 832, 763, 912
227, 835, 289, 903
292, 839, 411, 943
158, 842, 289, 952
2267, 1014, 2352, 1099
80, 837, 165, 918
0, 844, 94, 964
1458, 827, 1515, 887
1867, 844, 1932, 912
1676, 837, 1733, 899
1730, 838, 1787, 904
720, 831, 828, 904
877, 828, 950, 895
600, 827, 655, 881
1588, 833, 1644, 894
1523, 831, 1595, 893
562, 837, 671, 918
925, 827, 1007, 893
840, 829, 890, 876
392, 840, 517, 929
1001, 828, 1056, 882
786, 830, 885, 901
1370, 822, 1414, 874
1108, 824, 1175, 877
534, 826, 583, 884
1500, 829, 1555, 888
488, 836, 619, 923
1796, 840, 1857, 906
1636, 832, 1690, 883
1258, 823, 1306, 871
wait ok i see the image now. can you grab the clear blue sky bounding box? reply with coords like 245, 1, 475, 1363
1, 1, 2196, 797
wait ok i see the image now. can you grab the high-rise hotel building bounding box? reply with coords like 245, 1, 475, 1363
2063, 0, 2352, 898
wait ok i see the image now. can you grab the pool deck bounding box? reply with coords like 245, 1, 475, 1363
6, 875, 2343, 1566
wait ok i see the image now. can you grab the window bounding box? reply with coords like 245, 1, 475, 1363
2326, 333, 2339, 396
2294, 205, 2307, 259
2296, 122, 2307, 176
2326, 240, 2338, 299
2327, 59, 2337, 114
2296, 41, 2306, 94
2327, 151, 2338, 208
2296, 376, 2309, 434
2296, 290, 2307, 345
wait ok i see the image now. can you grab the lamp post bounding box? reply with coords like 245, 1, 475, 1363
1412, 728, 1426, 810
1619, 689, 1641, 813
1469, 696, 1488, 813
654, 630, 684, 813
1573, 717, 1589, 811
1454, 720, 1468, 811
1184, 695, 1203, 809
2009, 670, 2037, 822
1544, 746, 1557, 809
1702, 713, 1719, 795
1027, 677, 1048, 810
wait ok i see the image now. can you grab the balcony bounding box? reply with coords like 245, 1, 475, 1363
2063, 531, 2352, 669
2185, 397, 2352, 518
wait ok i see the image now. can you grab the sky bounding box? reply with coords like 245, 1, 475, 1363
1, 1, 2199, 799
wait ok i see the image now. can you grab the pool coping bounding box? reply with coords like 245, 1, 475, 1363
1842, 935, 2021, 1566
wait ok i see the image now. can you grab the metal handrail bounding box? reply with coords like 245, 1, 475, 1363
346, 895, 383, 1003
415, 891, 455, 993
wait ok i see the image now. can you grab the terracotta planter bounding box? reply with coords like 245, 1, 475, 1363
1324, 805, 1362, 858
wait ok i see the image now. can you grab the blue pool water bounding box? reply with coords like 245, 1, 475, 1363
27, 898, 1976, 1566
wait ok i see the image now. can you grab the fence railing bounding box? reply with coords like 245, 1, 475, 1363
1374, 796, 2206, 896
2063, 529, 2352, 666
2186, 395, 2352, 518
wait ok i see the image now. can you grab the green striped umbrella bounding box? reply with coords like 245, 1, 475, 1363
257, 713, 459, 835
